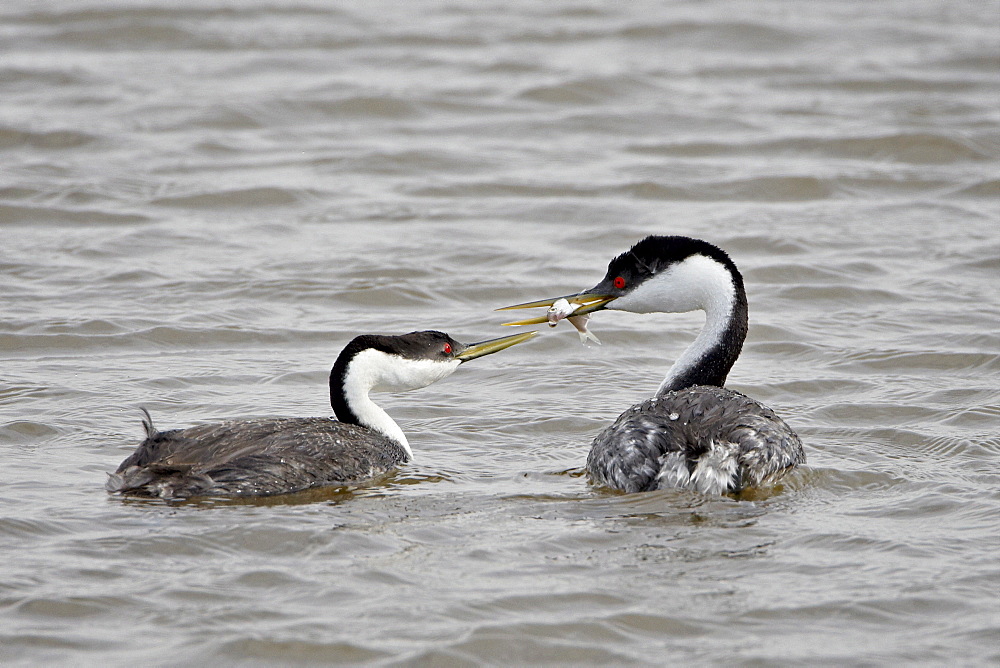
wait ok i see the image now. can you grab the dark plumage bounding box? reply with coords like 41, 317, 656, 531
501, 234, 805, 495
106, 410, 404, 498
106, 329, 536, 500
587, 386, 804, 494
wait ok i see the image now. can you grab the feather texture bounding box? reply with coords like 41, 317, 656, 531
107, 416, 405, 499
587, 386, 804, 495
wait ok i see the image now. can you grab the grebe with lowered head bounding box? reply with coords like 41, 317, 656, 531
500, 235, 804, 495
107, 330, 537, 499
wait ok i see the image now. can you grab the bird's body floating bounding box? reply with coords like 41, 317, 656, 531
107, 330, 536, 499
501, 235, 804, 495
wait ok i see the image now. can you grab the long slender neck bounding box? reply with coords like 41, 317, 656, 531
656, 292, 747, 393
329, 346, 412, 459
654, 260, 748, 395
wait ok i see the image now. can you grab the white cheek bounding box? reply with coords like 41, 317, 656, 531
609, 255, 734, 315
379, 358, 460, 391
610, 272, 699, 313
349, 350, 460, 392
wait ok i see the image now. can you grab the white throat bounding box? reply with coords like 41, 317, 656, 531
341, 349, 461, 458
607, 254, 737, 394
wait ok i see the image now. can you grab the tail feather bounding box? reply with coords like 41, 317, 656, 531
139, 407, 157, 438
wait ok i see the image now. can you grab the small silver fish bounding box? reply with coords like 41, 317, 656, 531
546, 297, 575, 326
547, 298, 601, 345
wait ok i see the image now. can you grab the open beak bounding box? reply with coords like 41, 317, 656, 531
455, 330, 539, 362
496, 293, 617, 326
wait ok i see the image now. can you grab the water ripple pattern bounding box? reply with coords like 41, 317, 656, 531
1, 0, 998, 664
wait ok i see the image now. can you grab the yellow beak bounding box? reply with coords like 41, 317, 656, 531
455, 330, 539, 361
496, 293, 617, 326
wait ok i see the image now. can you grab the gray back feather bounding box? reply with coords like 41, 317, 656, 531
108, 416, 407, 499
587, 386, 804, 494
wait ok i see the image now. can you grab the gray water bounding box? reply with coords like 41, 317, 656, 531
2, 0, 999, 664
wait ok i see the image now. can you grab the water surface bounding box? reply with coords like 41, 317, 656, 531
2, 0, 999, 664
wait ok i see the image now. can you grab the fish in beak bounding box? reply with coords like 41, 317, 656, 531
497, 292, 616, 344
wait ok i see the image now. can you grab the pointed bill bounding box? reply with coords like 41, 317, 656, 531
455, 331, 539, 362
498, 293, 616, 326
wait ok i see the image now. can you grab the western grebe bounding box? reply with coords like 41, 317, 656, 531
500, 235, 804, 495
107, 330, 537, 499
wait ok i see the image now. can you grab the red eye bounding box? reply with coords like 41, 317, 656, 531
443, 343, 452, 354
613, 276, 626, 289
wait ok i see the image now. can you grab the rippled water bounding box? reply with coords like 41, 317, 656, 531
2, 0, 999, 664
